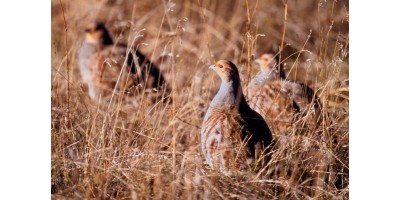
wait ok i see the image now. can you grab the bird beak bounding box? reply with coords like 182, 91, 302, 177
208, 65, 216, 70
255, 59, 261, 65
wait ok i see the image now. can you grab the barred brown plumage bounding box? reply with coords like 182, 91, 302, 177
201, 60, 273, 176
248, 80, 299, 134
248, 54, 322, 133
78, 22, 168, 100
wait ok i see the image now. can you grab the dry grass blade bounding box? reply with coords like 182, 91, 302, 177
51, 0, 348, 199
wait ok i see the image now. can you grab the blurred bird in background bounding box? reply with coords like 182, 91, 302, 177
78, 22, 168, 101
248, 53, 321, 133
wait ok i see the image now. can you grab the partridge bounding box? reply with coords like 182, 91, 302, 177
78, 22, 167, 100
201, 60, 273, 175
248, 54, 321, 133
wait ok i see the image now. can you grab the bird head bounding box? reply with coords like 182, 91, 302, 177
209, 60, 240, 83
255, 53, 277, 73
83, 22, 113, 45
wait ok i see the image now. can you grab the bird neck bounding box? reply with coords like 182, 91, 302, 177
211, 79, 243, 111
260, 68, 279, 80
78, 42, 108, 71
80, 43, 98, 55
83, 41, 110, 50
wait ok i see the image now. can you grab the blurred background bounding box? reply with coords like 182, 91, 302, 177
52, 0, 348, 89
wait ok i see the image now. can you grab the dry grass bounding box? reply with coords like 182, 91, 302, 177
51, 0, 349, 199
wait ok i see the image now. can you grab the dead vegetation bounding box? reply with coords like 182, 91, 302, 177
51, 0, 349, 199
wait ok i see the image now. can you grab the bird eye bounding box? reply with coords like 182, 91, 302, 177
217, 64, 223, 68
85, 28, 95, 33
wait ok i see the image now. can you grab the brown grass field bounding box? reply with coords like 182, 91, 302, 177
51, 0, 349, 199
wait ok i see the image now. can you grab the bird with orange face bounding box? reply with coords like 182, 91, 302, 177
248, 53, 321, 133
201, 60, 273, 175
78, 22, 168, 101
